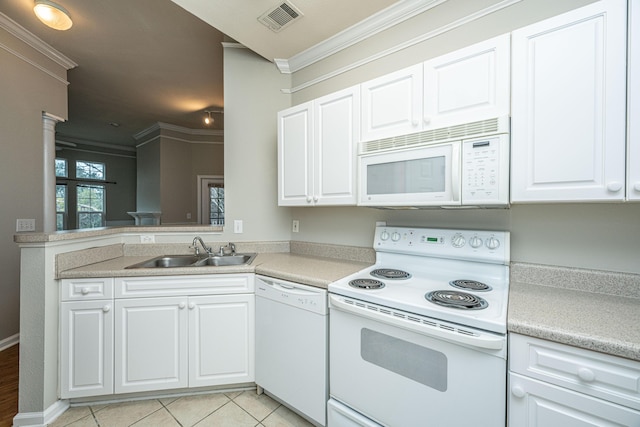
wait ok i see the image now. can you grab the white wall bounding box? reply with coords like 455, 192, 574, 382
221, 45, 293, 241
0, 25, 69, 344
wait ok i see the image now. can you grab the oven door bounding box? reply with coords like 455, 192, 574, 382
329, 295, 506, 427
358, 142, 460, 206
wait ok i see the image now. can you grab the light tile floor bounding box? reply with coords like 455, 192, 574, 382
48, 390, 315, 427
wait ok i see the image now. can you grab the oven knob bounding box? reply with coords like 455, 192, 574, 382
451, 234, 465, 248
486, 237, 500, 250
469, 236, 483, 248
391, 232, 401, 242
380, 231, 390, 241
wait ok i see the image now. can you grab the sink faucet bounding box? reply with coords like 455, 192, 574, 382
191, 236, 212, 256
218, 242, 237, 256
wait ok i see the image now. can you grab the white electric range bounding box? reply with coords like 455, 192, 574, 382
328, 226, 510, 427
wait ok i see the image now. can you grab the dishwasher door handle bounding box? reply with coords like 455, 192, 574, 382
259, 280, 324, 296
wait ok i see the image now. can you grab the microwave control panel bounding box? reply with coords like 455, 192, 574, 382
461, 135, 509, 205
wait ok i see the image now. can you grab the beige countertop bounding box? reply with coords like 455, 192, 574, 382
57, 247, 640, 362
508, 263, 640, 362
58, 252, 372, 289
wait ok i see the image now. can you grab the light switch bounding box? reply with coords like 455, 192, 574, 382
234, 220, 243, 233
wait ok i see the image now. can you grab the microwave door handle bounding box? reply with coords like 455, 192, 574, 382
451, 142, 461, 203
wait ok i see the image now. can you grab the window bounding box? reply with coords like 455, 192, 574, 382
55, 159, 68, 231
55, 159, 106, 230
198, 176, 224, 226
77, 184, 105, 228
76, 161, 105, 180
209, 183, 224, 225
55, 158, 68, 177
56, 184, 67, 231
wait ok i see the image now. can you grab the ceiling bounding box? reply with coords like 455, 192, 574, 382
0, 0, 398, 148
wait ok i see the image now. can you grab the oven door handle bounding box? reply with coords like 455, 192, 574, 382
329, 294, 504, 351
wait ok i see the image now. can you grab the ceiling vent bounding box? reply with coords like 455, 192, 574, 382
258, 1, 303, 32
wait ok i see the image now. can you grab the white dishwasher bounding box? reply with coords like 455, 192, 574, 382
255, 275, 328, 427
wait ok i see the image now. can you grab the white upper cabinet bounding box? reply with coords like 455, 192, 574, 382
423, 34, 510, 129
278, 101, 313, 206
360, 36, 510, 143
510, 0, 627, 202
628, 0, 640, 201
278, 86, 359, 206
360, 64, 423, 142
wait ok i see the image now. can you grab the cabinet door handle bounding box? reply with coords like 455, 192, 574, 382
188, 302, 196, 310
313, 195, 319, 202
102, 304, 111, 313
607, 182, 622, 192
511, 385, 526, 398
423, 116, 431, 125
577, 367, 596, 382
178, 302, 186, 309
81, 287, 90, 295
306, 196, 312, 203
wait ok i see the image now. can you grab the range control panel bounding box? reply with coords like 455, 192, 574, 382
374, 226, 510, 264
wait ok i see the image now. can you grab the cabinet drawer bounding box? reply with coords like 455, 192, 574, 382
509, 373, 640, 426
115, 274, 254, 298
510, 333, 640, 410
61, 278, 114, 301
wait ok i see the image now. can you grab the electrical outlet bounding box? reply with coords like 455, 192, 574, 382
16, 219, 36, 232
140, 235, 155, 243
234, 220, 243, 233
292, 220, 299, 233
186, 212, 192, 220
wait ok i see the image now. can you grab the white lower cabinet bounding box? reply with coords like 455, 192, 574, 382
114, 296, 189, 394
60, 274, 255, 398
508, 334, 640, 426
60, 299, 114, 398
188, 294, 254, 387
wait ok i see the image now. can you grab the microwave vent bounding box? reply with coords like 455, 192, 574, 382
360, 117, 506, 154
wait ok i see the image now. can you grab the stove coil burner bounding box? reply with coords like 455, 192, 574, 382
370, 268, 412, 280
449, 279, 492, 292
349, 278, 385, 290
425, 290, 488, 310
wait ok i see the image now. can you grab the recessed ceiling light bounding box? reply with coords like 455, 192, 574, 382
33, 0, 73, 31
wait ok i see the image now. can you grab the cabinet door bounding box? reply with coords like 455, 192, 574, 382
361, 64, 423, 141
278, 101, 313, 206
509, 373, 640, 426
188, 294, 254, 387
511, 0, 627, 202
114, 297, 188, 394
629, 0, 640, 201
313, 86, 360, 205
423, 34, 510, 129
60, 300, 113, 398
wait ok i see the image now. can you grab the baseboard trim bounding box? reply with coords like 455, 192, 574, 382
12, 400, 69, 427
0, 333, 19, 351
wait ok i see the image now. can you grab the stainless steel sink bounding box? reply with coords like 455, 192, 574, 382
194, 254, 255, 266
125, 253, 256, 269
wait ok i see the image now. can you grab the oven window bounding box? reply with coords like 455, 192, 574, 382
366, 156, 446, 195
360, 328, 448, 392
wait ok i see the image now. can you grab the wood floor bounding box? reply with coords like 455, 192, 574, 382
0, 344, 18, 427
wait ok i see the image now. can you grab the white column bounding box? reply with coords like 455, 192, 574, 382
43, 113, 64, 232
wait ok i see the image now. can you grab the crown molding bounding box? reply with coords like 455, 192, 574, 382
56, 135, 137, 152
133, 122, 224, 141
284, 0, 524, 93
275, 0, 446, 74
0, 11, 77, 70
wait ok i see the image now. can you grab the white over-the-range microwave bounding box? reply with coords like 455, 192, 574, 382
358, 116, 510, 208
